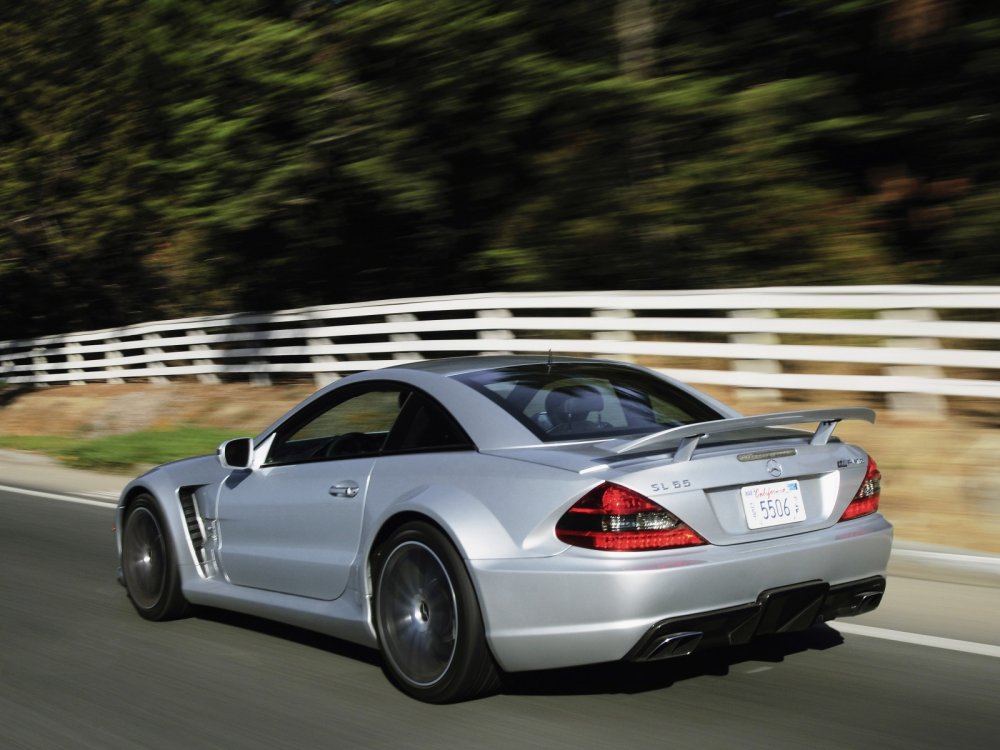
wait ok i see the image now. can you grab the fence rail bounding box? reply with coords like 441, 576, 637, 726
2, 286, 998, 406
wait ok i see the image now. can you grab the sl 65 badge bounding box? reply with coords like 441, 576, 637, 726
837, 458, 865, 468
650, 479, 692, 492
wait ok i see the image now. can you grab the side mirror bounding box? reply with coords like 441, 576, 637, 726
218, 438, 254, 470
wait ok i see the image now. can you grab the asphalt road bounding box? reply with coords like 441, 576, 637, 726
2, 485, 999, 750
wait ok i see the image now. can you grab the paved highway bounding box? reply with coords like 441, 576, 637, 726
2, 484, 998, 750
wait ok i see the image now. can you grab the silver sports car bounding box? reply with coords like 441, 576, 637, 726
116, 355, 891, 702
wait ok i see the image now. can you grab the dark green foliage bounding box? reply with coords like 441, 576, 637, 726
1, 1, 997, 339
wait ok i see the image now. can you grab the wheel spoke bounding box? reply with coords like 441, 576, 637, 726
378, 540, 458, 687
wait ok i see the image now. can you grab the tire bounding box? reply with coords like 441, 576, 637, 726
120, 495, 190, 621
372, 522, 501, 703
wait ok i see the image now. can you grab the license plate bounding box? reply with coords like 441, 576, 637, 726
741, 479, 806, 529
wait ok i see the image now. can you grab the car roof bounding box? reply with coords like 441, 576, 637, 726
387, 354, 621, 376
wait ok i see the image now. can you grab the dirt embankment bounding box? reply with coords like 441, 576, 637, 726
1, 381, 998, 553
0, 383, 313, 438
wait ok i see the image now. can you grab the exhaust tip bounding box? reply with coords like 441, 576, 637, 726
643, 631, 703, 661
854, 591, 883, 615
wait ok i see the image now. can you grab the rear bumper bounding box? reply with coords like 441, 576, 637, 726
626, 575, 885, 661
471, 513, 892, 672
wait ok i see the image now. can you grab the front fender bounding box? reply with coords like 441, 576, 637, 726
115, 455, 227, 571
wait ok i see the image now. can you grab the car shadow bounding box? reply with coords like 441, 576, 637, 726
192, 605, 383, 668
501, 625, 845, 697
192, 603, 845, 699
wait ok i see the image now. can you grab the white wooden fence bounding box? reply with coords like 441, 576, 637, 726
2, 286, 998, 406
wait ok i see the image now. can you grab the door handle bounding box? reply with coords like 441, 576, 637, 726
329, 480, 360, 498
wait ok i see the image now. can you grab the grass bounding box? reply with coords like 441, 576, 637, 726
0, 427, 245, 472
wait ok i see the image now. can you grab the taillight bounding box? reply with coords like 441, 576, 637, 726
839, 456, 881, 521
556, 483, 706, 551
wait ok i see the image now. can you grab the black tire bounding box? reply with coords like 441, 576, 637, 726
120, 495, 190, 621
372, 522, 501, 703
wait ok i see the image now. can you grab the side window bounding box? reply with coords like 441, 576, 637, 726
384, 392, 474, 453
266, 387, 405, 465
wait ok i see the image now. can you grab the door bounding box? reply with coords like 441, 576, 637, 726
216, 384, 406, 600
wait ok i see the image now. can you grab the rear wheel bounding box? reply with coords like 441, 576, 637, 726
372, 522, 501, 703
121, 495, 190, 621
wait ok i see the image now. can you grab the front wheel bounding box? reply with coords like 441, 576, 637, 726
120, 495, 190, 621
372, 522, 501, 703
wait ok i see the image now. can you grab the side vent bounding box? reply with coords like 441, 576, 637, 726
178, 486, 207, 563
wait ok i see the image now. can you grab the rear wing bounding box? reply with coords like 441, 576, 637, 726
613, 408, 876, 462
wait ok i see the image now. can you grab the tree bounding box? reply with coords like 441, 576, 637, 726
2, 1, 997, 342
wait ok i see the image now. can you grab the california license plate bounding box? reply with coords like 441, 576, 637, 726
741, 479, 806, 529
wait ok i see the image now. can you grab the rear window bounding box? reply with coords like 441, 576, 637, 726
453, 363, 721, 442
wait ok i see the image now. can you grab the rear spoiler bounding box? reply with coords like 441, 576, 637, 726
613, 408, 876, 462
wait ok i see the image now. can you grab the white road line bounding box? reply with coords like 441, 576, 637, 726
0, 483, 117, 509
84, 490, 122, 500
831, 622, 1000, 658
893, 548, 1000, 567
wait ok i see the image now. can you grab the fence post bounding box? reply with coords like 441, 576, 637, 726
388, 313, 422, 361
143, 333, 170, 384
30, 347, 49, 387
878, 308, 948, 417
309, 336, 340, 388
66, 341, 86, 385
105, 338, 125, 384
592, 309, 635, 361
249, 364, 271, 386
187, 329, 220, 384
728, 309, 781, 401
477, 309, 514, 355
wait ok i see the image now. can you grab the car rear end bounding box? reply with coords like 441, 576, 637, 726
472, 433, 891, 672
449, 359, 891, 673
565, 428, 888, 661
